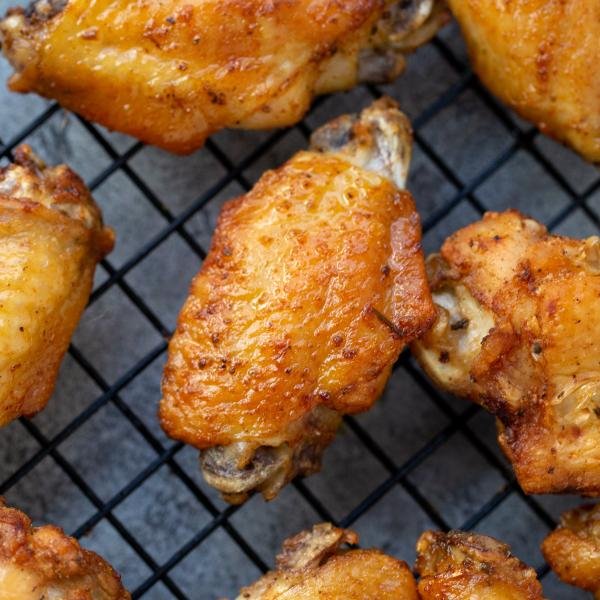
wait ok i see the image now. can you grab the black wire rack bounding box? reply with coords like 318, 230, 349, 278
0, 14, 598, 600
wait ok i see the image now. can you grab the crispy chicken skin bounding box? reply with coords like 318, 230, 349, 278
235, 523, 419, 599
542, 503, 600, 599
0, 0, 447, 154
416, 530, 545, 599
447, 0, 600, 162
412, 210, 600, 495
0, 145, 113, 427
160, 98, 435, 503
0, 502, 130, 600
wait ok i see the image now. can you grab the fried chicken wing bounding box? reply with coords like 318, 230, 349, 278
0, 502, 130, 599
542, 503, 600, 599
235, 523, 419, 599
447, 0, 600, 162
160, 98, 435, 503
412, 211, 600, 495
416, 530, 545, 599
0, 145, 113, 427
0, 0, 447, 154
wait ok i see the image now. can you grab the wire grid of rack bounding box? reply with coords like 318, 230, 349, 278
0, 8, 598, 599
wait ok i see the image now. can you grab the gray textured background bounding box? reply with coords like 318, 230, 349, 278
0, 2, 598, 598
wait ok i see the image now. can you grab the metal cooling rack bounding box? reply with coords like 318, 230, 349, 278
0, 11, 598, 600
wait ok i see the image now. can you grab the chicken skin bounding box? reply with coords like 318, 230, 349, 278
160, 98, 435, 503
0, 0, 447, 154
416, 530, 545, 599
0, 145, 113, 427
542, 503, 600, 599
235, 523, 419, 599
447, 0, 600, 162
0, 502, 130, 599
412, 211, 600, 495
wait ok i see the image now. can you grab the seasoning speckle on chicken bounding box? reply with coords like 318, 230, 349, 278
542, 503, 600, 599
446, 0, 600, 162
160, 98, 435, 503
412, 211, 600, 495
0, 0, 447, 154
235, 523, 419, 599
0, 502, 130, 599
416, 530, 545, 599
0, 145, 113, 427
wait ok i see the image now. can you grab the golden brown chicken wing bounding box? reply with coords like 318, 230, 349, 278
235, 523, 419, 599
0, 502, 130, 599
160, 98, 435, 503
416, 530, 545, 599
0, 0, 447, 154
542, 503, 600, 599
412, 210, 600, 495
0, 145, 113, 427
447, 0, 600, 162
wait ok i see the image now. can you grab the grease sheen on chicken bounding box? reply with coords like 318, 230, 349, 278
0, 502, 130, 600
412, 211, 600, 495
542, 503, 600, 599
416, 530, 545, 599
0, 0, 447, 154
160, 98, 435, 503
447, 0, 600, 162
0, 145, 113, 427
235, 523, 418, 599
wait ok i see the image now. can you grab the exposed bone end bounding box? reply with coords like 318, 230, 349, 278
358, 0, 449, 85
310, 96, 413, 189
201, 406, 342, 504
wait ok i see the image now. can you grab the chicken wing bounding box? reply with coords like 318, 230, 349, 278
447, 0, 600, 162
0, 502, 130, 599
0, 0, 447, 154
416, 530, 545, 599
160, 98, 435, 503
235, 523, 419, 599
412, 210, 600, 495
542, 503, 600, 599
0, 145, 113, 427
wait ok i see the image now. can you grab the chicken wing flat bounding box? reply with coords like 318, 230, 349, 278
412, 210, 600, 495
160, 98, 435, 503
0, 502, 130, 599
447, 0, 600, 162
0, 145, 113, 427
416, 530, 545, 599
235, 523, 419, 599
542, 503, 600, 599
0, 0, 447, 154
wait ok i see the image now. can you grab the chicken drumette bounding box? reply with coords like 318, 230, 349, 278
0, 502, 130, 599
542, 503, 600, 599
412, 211, 600, 495
236, 523, 418, 599
160, 98, 435, 503
0, 145, 113, 427
0, 0, 447, 154
416, 530, 545, 599
447, 0, 600, 162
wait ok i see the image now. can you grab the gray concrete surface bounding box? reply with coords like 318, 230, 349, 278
0, 2, 597, 598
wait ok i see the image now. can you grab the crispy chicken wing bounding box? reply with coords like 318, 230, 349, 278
0, 145, 113, 427
412, 211, 600, 495
0, 502, 130, 599
416, 530, 545, 599
542, 503, 600, 599
447, 0, 600, 162
160, 98, 435, 503
235, 523, 419, 599
0, 0, 447, 154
